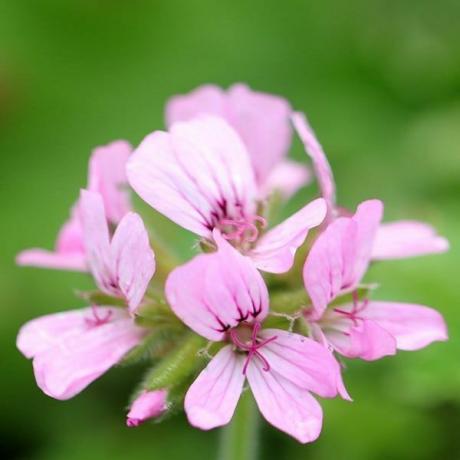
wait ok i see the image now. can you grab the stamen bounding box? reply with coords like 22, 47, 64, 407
334, 290, 369, 326
85, 305, 112, 327
218, 214, 266, 246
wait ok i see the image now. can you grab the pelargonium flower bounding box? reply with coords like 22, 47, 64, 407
127, 115, 326, 274
291, 112, 449, 259
303, 199, 448, 360
166, 83, 310, 198
165, 230, 341, 443
17, 190, 156, 399
16, 140, 132, 271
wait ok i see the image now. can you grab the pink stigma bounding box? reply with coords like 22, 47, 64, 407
85, 305, 113, 327
220, 215, 267, 245
334, 290, 369, 326
230, 322, 277, 375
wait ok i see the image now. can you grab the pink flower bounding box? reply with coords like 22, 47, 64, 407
303, 200, 448, 361
126, 390, 168, 427
165, 83, 310, 199
127, 115, 326, 274
17, 307, 147, 400
79, 189, 155, 314
17, 140, 133, 271
291, 112, 449, 259
165, 230, 341, 443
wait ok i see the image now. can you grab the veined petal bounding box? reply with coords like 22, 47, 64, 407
291, 112, 336, 211
372, 220, 449, 260
21, 308, 145, 400
127, 116, 257, 238
184, 345, 245, 430
261, 159, 311, 200
247, 359, 323, 444
250, 198, 326, 273
79, 190, 113, 293
364, 301, 448, 350
87, 140, 132, 224
166, 231, 269, 341
110, 212, 156, 314
260, 329, 339, 397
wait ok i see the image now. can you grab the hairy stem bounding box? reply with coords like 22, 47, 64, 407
218, 390, 260, 460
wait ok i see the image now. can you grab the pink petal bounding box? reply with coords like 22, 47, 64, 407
20, 308, 145, 399
250, 198, 326, 273
165, 83, 293, 187
165, 230, 269, 341
110, 212, 156, 314
260, 159, 311, 200
126, 390, 168, 427
166, 84, 227, 126
372, 220, 449, 260
247, 359, 323, 444
364, 301, 448, 351
260, 329, 340, 397
87, 140, 132, 224
79, 190, 113, 293
127, 116, 257, 238
291, 112, 336, 212
303, 200, 383, 319
184, 345, 245, 430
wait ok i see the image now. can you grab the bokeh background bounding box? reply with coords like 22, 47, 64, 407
1, 1, 459, 459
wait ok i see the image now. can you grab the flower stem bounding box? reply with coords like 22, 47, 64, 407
218, 390, 260, 460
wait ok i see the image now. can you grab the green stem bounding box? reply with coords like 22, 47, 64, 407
218, 390, 260, 460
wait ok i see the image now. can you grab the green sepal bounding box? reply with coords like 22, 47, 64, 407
135, 301, 184, 329
76, 290, 127, 307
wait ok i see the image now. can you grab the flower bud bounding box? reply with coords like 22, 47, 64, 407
126, 390, 168, 427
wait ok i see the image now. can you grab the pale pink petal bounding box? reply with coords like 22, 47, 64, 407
291, 112, 336, 211
79, 190, 113, 293
16, 249, 87, 272
364, 301, 448, 350
126, 390, 168, 427
87, 140, 132, 223
260, 159, 311, 199
165, 84, 227, 126
372, 220, 449, 260
110, 213, 156, 314
127, 116, 257, 238
31, 308, 145, 400
166, 231, 269, 341
250, 198, 326, 273
247, 359, 323, 444
303, 200, 383, 319
184, 345, 245, 430
226, 83, 292, 184
260, 329, 339, 397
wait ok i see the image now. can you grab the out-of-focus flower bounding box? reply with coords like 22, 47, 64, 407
291, 112, 449, 259
303, 200, 448, 360
79, 189, 155, 314
165, 83, 310, 199
17, 307, 147, 400
166, 230, 341, 443
127, 116, 325, 274
126, 390, 168, 427
16, 140, 133, 271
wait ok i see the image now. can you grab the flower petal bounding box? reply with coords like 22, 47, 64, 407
371, 220, 449, 260
260, 329, 340, 397
127, 116, 257, 238
250, 198, 326, 273
184, 345, 245, 430
364, 301, 448, 351
247, 359, 323, 444
21, 308, 145, 399
110, 212, 156, 314
260, 159, 311, 200
87, 140, 132, 224
291, 112, 336, 211
166, 230, 269, 341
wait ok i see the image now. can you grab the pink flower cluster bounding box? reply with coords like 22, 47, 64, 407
17, 84, 448, 443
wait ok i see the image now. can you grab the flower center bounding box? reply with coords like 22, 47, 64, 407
334, 291, 368, 327
85, 305, 112, 328
229, 322, 277, 375
218, 214, 267, 248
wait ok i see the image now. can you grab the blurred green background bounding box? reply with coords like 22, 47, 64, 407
1, 1, 459, 459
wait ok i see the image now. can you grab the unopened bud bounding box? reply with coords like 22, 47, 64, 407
126, 390, 168, 427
